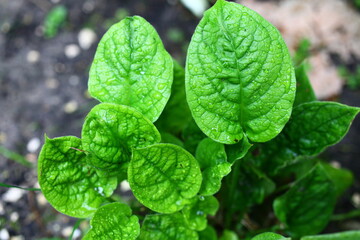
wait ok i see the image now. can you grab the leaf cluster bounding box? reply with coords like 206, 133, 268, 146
37, 0, 360, 239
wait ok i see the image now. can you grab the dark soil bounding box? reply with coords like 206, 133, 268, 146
0, 0, 359, 239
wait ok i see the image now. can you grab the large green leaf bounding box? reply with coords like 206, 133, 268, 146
88, 16, 173, 122
257, 101, 360, 175
156, 61, 192, 134
220, 230, 239, 240
195, 138, 231, 196
185, 0, 295, 144
82, 203, 140, 240
273, 164, 337, 237
251, 232, 289, 240
128, 144, 202, 213
182, 195, 219, 231
301, 231, 360, 240
139, 213, 198, 240
81, 103, 160, 173
320, 162, 353, 198
38, 136, 117, 218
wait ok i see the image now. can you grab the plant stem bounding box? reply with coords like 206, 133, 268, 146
224, 159, 241, 229
0, 182, 41, 191
0, 145, 33, 167
331, 209, 360, 221
68, 219, 84, 240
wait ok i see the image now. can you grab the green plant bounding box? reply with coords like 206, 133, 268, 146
43, 5, 68, 38
36, 0, 360, 239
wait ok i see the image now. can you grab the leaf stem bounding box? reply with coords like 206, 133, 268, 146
331, 209, 360, 221
0, 182, 41, 191
0, 145, 33, 167
224, 159, 241, 229
68, 219, 84, 240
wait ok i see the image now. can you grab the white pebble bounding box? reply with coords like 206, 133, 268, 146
69, 75, 80, 86
0, 229, 9, 240
78, 28, 97, 50
120, 180, 131, 191
36, 193, 48, 206
3, 188, 23, 203
27, 137, 41, 153
180, 0, 209, 17
64, 44, 80, 59
26, 50, 40, 63
62, 226, 73, 237
10, 212, 19, 222
352, 193, 360, 208
45, 78, 59, 89
10, 236, 24, 240
63, 100, 78, 113
73, 229, 81, 239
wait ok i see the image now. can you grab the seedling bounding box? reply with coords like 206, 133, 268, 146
37, 0, 360, 239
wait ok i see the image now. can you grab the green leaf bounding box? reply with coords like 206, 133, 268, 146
185, 0, 295, 144
81, 103, 160, 173
251, 232, 289, 240
220, 230, 239, 240
43, 5, 67, 38
38, 136, 117, 218
82, 203, 140, 240
320, 161, 353, 198
257, 101, 360, 175
195, 138, 231, 196
198, 226, 218, 240
128, 144, 202, 213
273, 164, 337, 237
160, 132, 184, 147
88, 16, 173, 122
301, 230, 360, 240
225, 137, 252, 164
156, 61, 192, 134
294, 64, 316, 107
139, 213, 198, 240
182, 195, 219, 231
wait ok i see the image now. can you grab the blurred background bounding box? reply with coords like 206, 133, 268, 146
0, 0, 359, 239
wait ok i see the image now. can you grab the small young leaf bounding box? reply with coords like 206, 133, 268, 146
82, 203, 140, 240
38, 136, 117, 218
139, 213, 198, 240
301, 230, 360, 240
219, 230, 239, 240
198, 226, 218, 240
82, 103, 160, 172
251, 232, 289, 240
185, 0, 295, 144
274, 164, 337, 237
128, 144, 202, 213
294, 64, 316, 107
89, 16, 173, 122
225, 137, 252, 164
195, 138, 231, 196
258, 101, 360, 175
156, 61, 192, 134
182, 195, 219, 231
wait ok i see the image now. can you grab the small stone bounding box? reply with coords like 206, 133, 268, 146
78, 28, 97, 50
3, 188, 23, 203
0, 229, 9, 240
0, 201, 4, 214
26, 50, 40, 63
10, 212, 19, 222
0, 132, 7, 144
63, 100, 78, 113
37, 193, 47, 206
82, 0, 95, 13
10, 236, 24, 240
64, 44, 80, 59
120, 180, 131, 192
330, 161, 341, 169
62, 226, 73, 237
45, 78, 59, 89
27, 137, 41, 153
351, 193, 360, 208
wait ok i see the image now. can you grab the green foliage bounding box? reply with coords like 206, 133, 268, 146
43, 5, 67, 38
301, 230, 360, 240
33, 1, 360, 239
338, 65, 360, 90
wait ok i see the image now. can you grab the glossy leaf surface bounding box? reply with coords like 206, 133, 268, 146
82, 203, 140, 240
185, 0, 295, 144
251, 232, 289, 240
301, 230, 360, 240
128, 144, 202, 213
82, 103, 160, 172
38, 136, 117, 218
195, 138, 231, 196
89, 16, 173, 122
139, 213, 198, 240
